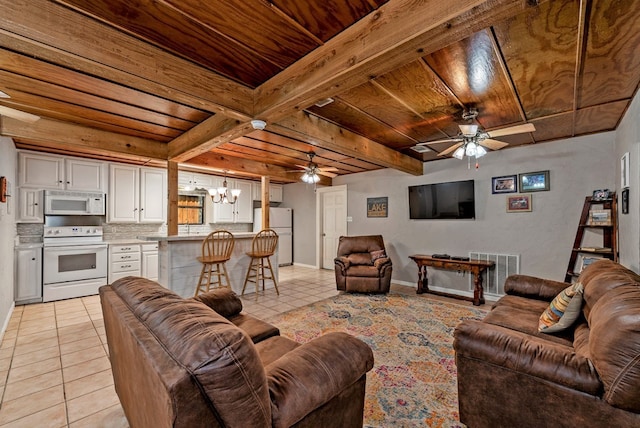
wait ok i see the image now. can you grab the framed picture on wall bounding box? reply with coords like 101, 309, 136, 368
519, 170, 550, 192
621, 152, 630, 189
506, 194, 532, 212
492, 175, 517, 194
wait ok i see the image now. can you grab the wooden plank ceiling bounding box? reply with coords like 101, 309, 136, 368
1, 0, 639, 183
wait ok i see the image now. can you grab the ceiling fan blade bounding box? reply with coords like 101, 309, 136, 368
480, 138, 509, 150
438, 142, 464, 157
487, 123, 535, 138
0, 105, 40, 123
418, 137, 463, 146
318, 166, 339, 172
317, 170, 337, 178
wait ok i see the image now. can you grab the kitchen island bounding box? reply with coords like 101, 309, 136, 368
138, 233, 278, 298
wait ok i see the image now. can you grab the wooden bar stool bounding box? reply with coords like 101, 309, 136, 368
195, 230, 235, 296
242, 229, 279, 296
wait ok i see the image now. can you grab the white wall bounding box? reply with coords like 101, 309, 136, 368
310, 132, 616, 292
283, 182, 323, 266
0, 137, 17, 339
615, 92, 640, 272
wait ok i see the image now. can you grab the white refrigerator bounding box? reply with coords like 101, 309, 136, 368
253, 207, 293, 266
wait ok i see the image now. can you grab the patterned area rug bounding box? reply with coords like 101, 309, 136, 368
267, 293, 488, 428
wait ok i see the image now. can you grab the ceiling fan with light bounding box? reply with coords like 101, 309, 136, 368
295, 151, 338, 183
414, 108, 535, 168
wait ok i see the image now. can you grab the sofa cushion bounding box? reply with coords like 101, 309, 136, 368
347, 265, 382, 277
538, 282, 584, 333
347, 253, 373, 266
193, 287, 243, 317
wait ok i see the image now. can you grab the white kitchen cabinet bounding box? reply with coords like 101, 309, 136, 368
14, 245, 42, 304
209, 178, 252, 223
108, 164, 166, 223
252, 183, 283, 203
141, 243, 159, 281
108, 244, 141, 283
178, 172, 214, 190
17, 189, 44, 223
19, 151, 105, 192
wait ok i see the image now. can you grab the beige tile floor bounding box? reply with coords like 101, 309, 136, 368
0, 265, 457, 427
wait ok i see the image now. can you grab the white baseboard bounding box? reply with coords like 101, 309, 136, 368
293, 262, 319, 269
0, 302, 15, 346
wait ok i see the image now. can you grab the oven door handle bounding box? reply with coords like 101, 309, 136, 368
45, 244, 107, 251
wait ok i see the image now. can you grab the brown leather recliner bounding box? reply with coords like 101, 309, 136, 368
453, 259, 640, 427
334, 235, 392, 293
100, 277, 374, 428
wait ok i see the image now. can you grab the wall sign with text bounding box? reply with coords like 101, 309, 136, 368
367, 197, 388, 218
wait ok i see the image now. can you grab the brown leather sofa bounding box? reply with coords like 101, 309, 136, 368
100, 277, 374, 428
453, 259, 640, 427
334, 235, 392, 293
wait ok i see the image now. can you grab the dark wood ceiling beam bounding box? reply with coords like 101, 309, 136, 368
186, 152, 332, 185
272, 111, 423, 176
0, 0, 253, 119
1, 117, 167, 160
254, 0, 547, 120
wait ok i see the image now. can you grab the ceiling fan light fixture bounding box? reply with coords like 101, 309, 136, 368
459, 124, 478, 137
475, 145, 487, 158
452, 146, 465, 160
465, 142, 477, 157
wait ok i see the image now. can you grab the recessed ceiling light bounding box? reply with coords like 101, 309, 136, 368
0, 90, 10, 99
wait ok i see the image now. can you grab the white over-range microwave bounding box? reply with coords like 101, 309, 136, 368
44, 190, 106, 215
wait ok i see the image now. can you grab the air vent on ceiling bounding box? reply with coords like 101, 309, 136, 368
410, 145, 432, 153
314, 98, 334, 107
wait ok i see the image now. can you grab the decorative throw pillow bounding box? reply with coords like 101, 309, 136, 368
538, 282, 584, 333
370, 249, 387, 262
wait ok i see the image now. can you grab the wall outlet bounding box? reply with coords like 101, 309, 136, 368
346, 216, 353, 222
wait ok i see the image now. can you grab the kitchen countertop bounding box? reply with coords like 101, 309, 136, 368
137, 232, 257, 242
104, 238, 157, 245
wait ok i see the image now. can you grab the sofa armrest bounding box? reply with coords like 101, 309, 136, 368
266, 332, 374, 428
334, 256, 350, 270
503, 274, 569, 301
454, 320, 601, 395
192, 287, 242, 318
373, 257, 391, 269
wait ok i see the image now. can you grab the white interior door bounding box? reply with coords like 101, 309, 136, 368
319, 186, 347, 269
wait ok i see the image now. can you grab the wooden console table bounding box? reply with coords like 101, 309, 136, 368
408, 255, 495, 306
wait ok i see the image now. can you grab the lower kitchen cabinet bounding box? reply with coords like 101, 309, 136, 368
108, 242, 159, 283
141, 243, 159, 281
15, 244, 43, 305
108, 244, 141, 283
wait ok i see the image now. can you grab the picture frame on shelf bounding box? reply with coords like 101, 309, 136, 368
591, 189, 610, 201
621, 152, 630, 189
588, 209, 612, 225
491, 175, 517, 194
519, 170, 550, 192
506, 194, 532, 212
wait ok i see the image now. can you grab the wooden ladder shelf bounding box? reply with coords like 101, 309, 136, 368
565, 193, 618, 283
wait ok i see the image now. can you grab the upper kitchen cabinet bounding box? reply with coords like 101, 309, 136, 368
108, 164, 166, 223
209, 178, 252, 224
17, 189, 43, 223
19, 151, 105, 192
252, 183, 283, 203
178, 171, 214, 191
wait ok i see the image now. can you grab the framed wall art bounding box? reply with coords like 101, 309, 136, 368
621, 152, 630, 189
506, 194, 532, 213
492, 175, 517, 194
367, 197, 388, 218
519, 170, 549, 192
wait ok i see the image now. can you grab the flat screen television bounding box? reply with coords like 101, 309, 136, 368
408, 180, 475, 219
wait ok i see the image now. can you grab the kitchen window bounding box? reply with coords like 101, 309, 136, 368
178, 194, 205, 225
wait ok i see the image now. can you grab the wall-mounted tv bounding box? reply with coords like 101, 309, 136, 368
408, 180, 475, 219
